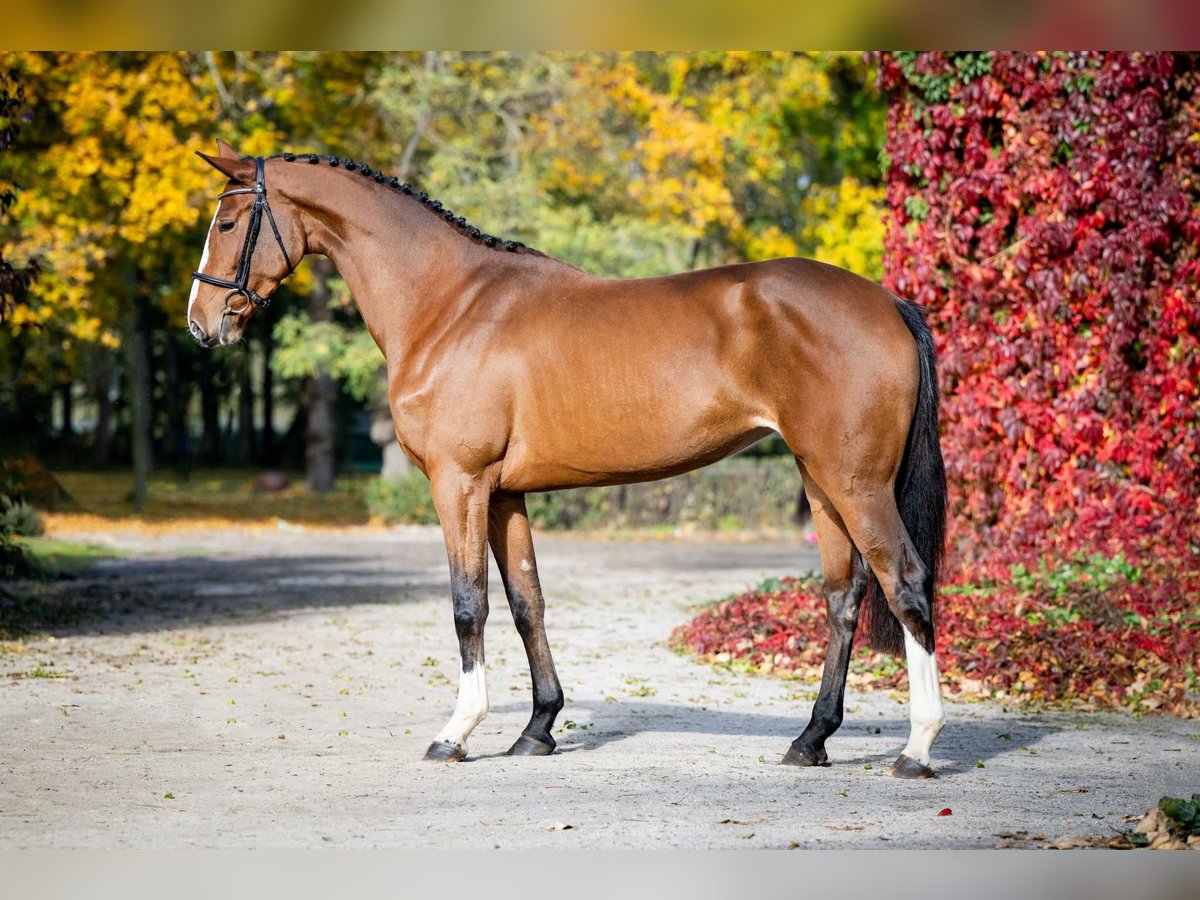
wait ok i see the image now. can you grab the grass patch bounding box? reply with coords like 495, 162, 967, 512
17, 536, 124, 576
51, 468, 373, 526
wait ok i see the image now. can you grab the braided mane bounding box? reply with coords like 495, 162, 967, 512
266, 152, 541, 256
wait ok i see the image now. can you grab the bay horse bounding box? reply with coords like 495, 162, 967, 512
188, 140, 948, 779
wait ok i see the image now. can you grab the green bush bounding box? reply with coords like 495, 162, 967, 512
0, 497, 45, 537
364, 470, 440, 525
526, 457, 802, 531
365, 457, 804, 532
0, 534, 38, 580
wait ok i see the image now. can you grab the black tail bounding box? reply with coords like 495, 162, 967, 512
863, 299, 948, 656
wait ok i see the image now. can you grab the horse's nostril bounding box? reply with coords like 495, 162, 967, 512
189, 320, 206, 342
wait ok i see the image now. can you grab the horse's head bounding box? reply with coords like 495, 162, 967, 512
188, 140, 300, 347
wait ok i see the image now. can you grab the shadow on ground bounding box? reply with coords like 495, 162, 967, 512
480, 699, 1060, 771
1, 552, 446, 639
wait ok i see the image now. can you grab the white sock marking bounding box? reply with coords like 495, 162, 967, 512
187, 206, 221, 324
900, 627, 945, 767
434, 664, 489, 752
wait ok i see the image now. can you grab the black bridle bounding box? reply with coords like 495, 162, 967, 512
192, 156, 296, 320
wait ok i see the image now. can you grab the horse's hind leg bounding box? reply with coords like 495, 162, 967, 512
782, 468, 869, 767
487, 492, 564, 756
825, 488, 945, 778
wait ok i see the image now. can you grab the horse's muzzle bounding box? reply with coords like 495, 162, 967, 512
188, 319, 220, 348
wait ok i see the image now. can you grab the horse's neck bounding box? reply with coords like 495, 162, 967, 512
282, 165, 486, 354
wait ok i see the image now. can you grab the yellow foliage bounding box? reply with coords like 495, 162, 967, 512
801, 176, 885, 280
1, 51, 287, 343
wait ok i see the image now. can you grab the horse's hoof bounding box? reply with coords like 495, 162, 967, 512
422, 741, 467, 762
505, 734, 556, 757
889, 754, 934, 779
781, 743, 829, 767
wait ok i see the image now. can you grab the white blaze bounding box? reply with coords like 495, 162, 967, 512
187, 205, 221, 323
434, 664, 489, 753
900, 627, 945, 767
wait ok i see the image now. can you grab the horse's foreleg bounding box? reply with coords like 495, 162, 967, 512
488, 492, 564, 756
423, 469, 492, 762
782, 474, 868, 767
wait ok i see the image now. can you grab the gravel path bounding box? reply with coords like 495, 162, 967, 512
1, 525, 1196, 848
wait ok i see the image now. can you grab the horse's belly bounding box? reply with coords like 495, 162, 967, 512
498, 416, 775, 492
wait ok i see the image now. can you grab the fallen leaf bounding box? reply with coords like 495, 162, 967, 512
1047, 834, 1098, 850
938, 808, 953, 816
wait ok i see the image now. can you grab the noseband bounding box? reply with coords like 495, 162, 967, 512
192, 156, 296, 319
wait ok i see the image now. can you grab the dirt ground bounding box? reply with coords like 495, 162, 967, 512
1, 524, 1196, 849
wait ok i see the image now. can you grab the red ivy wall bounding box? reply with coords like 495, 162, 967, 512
878, 52, 1200, 574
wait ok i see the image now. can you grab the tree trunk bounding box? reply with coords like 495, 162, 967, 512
237, 342, 256, 464
94, 364, 113, 465
120, 297, 152, 512
368, 370, 409, 479
306, 260, 336, 492
261, 312, 276, 464
200, 354, 221, 464
163, 336, 185, 471
59, 381, 73, 438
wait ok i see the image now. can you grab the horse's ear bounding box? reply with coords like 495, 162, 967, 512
216, 138, 239, 160
196, 147, 252, 182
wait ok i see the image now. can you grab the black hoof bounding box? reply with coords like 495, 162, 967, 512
889, 753, 934, 779
506, 734, 555, 757
781, 743, 829, 767
422, 741, 467, 762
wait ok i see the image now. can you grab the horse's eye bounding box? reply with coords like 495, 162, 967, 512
218, 220, 237, 233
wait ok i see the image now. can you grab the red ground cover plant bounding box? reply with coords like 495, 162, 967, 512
674, 52, 1200, 717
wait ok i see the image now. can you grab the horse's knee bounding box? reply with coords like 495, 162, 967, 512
451, 571, 488, 641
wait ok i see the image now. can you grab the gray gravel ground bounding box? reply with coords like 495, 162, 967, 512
1, 524, 1196, 848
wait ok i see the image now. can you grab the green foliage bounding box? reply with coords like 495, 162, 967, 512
903, 194, 930, 222
18, 537, 121, 577
893, 51, 993, 104
1158, 794, 1200, 836
0, 533, 38, 580
1009, 552, 1140, 601
0, 496, 45, 537
271, 312, 384, 402
364, 470, 439, 525
524, 457, 801, 532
